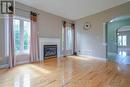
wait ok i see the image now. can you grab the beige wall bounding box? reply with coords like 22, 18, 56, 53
15, 2, 72, 38
75, 2, 130, 58
38, 11, 62, 38
0, 2, 72, 65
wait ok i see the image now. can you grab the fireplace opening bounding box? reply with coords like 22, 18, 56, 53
44, 45, 57, 59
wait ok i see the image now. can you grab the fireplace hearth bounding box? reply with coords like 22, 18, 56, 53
44, 45, 57, 59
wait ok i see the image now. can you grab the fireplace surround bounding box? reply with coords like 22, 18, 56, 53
39, 38, 61, 61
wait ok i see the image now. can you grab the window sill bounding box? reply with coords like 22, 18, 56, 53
15, 53, 30, 56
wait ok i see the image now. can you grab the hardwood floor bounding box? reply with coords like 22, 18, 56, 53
0, 56, 130, 87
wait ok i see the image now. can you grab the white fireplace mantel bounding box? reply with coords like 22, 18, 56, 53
39, 38, 61, 61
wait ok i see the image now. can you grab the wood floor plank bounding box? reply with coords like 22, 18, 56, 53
0, 56, 130, 87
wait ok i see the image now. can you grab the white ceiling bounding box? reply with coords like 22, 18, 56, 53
16, 0, 129, 20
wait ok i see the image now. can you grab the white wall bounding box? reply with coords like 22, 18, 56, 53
75, 2, 130, 58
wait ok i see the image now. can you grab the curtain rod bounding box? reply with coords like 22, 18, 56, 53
63, 20, 74, 24
15, 8, 40, 15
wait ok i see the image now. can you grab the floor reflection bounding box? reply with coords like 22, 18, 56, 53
116, 49, 130, 64
14, 70, 30, 87
118, 50, 127, 57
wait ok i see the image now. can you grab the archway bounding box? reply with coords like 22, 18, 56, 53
106, 16, 130, 64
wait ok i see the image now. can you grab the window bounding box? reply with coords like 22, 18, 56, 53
66, 27, 73, 50
13, 17, 30, 55
62, 26, 64, 50
13, 19, 20, 54
118, 35, 127, 46
23, 21, 31, 53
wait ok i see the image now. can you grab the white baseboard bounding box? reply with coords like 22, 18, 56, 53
79, 55, 106, 61
16, 61, 30, 65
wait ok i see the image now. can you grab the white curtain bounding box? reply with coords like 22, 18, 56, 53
30, 12, 39, 62
8, 14, 16, 68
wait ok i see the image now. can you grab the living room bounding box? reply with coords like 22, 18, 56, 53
0, 0, 130, 87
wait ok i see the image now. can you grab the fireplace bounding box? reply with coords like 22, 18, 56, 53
44, 45, 57, 59
39, 38, 60, 61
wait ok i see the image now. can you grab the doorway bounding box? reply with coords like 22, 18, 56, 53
106, 16, 130, 64
13, 16, 31, 65
116, 26, 130, 64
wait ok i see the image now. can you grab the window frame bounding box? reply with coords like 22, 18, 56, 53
118, 35, 127, 47
13, 16, 31, 55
